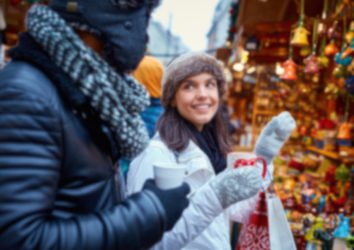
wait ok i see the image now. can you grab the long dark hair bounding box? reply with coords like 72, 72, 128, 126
157, 104, 230, 156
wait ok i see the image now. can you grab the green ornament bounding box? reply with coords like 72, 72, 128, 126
335, 164, 350, 182
333, 65, 348, 78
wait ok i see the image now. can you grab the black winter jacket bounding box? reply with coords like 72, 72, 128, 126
0, 34, 166, 250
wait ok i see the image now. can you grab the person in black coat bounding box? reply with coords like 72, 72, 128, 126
0, 1, 190, 249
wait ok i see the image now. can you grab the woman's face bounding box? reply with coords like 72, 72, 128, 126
173, 72, 219, 131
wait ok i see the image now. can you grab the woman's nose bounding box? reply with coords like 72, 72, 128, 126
196, 86, 207, 97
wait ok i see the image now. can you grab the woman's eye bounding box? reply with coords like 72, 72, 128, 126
183, 83, 194, 90
207, 81, 217, 88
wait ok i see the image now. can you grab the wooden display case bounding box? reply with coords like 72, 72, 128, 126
251, 66, 280, 145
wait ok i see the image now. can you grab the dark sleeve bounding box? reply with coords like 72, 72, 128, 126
0, 86, 166, 250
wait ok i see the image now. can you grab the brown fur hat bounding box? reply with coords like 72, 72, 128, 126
161, 52, 226, 108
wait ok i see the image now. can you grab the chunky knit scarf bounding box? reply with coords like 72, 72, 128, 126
26, 5, 150, 158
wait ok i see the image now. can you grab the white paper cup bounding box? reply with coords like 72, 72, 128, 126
153, 162, 187, 190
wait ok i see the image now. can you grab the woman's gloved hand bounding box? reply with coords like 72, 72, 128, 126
209, 166, 263, 209
255, 111, 296, 164
143, 179, 190, 231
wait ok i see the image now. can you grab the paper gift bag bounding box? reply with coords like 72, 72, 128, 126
233, 155, 296, 250
267, 192, 297, 250
233, 156, 270, 250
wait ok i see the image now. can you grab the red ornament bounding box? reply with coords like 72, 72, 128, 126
324, 41, 339, 57
280, 59, 297, 81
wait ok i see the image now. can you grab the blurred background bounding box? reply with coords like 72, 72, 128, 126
0, 0, 353, 249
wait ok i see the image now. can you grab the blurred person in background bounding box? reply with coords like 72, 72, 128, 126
0, 1, 190, 249
120, 55, 165, 176
133, 55, 165, 138
127, 52, 296, 249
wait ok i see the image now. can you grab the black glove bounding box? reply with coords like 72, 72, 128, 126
143, 179, 190, 231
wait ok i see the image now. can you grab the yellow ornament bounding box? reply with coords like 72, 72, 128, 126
317, 56, 329, 68
291, 26, 310, 47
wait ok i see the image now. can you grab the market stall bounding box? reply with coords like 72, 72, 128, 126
225, 0, 353, 249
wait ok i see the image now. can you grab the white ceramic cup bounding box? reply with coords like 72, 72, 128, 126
153, 162, 187, 190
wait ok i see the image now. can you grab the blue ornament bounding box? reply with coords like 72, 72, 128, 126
335, 52, 352, 66
345, 75, 354, 94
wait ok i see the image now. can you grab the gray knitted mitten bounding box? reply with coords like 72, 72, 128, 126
255, 111, 296, 164
209, 166, 262, 209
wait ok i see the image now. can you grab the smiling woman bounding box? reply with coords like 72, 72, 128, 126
126, 53, 296, 250
126, 52, 263, 250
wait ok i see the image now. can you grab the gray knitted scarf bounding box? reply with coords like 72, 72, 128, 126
26, 5, 150, 158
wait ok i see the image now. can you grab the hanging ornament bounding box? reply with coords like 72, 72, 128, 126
335, 17, 353, 66
325, 40, 339, 56
318, 37, 329, 68
344, 75, 354, 94
348, 56, 354, 75
341, 39, 354, 59
341, 17, 354, 61
338, 78, 346, 88
304, 54, 319, 74
304, 19, 320, 74
345, 21, 354, 44
300, 46, 311, 57
291, 0, 309, 47
281, 32, 297, 81
333, 65, 348, 78
335, 52, 352, 66
291, 27, 310, 47
281, 59, 297, 81
324, 82, 339, 99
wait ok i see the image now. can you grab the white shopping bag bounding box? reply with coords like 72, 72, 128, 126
267, 192, 297, 250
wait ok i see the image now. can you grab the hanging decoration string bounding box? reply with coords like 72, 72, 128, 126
312, 18, 319, 54
294, 0, 352, 24
299, 0, 305, 27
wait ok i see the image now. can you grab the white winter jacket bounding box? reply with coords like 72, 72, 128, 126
127, 134, 271, 250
